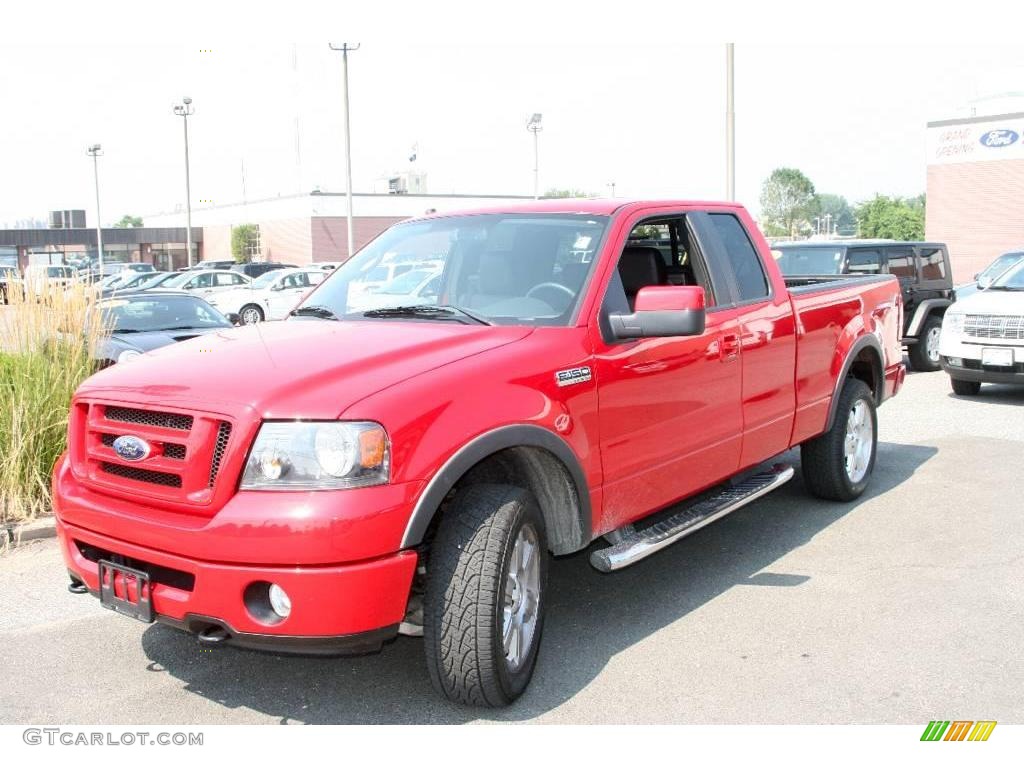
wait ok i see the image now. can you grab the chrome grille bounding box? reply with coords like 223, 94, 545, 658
100, 462, 183, 488
104, 406, 194, 431
964, 314, 1024, 341
208, 422, 232, 487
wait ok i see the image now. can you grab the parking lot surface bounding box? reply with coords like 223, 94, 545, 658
1, 368, 1022, 724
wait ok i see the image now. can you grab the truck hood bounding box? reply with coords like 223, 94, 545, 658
952, 289, 1024, 315
78, 319, 533, 418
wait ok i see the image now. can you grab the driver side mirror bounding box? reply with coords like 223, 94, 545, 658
225, 312, 241, 326
608, 285, 706, 340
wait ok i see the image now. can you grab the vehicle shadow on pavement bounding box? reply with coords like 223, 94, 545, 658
141, 440, 937, 724
947, 384, 1024, 405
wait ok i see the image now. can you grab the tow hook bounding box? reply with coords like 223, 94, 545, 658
68, 576, 88, 594
196, 626, 231, 646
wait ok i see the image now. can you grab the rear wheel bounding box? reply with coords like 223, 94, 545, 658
908, 315, 943, 372
240, 304, 264, 325
951, 377, 981, 396
424, 484, 548, 707
801, 378, 877, 502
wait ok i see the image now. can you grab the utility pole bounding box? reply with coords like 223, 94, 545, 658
87, 144, 104, 278
725, 44, 736, 201
173, 97, 195, 267
329, 42, 360, 258
527, 113, 543, 199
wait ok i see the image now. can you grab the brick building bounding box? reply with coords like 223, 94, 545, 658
926, 111, 1024, 282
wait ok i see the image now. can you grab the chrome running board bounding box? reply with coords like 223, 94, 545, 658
589, 464, 795, 572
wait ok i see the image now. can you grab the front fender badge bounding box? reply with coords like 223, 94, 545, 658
555, 366, 592, 387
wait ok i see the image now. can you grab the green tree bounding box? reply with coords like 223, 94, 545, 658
854, 195, 925, 240
230, 224, 259, 263
815, 193, 855, 235
114, 214, 143, 228
544, 188, 594, 198
759, 168, 818, 237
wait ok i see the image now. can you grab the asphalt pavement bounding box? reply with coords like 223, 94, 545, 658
1, 367, 1022, 724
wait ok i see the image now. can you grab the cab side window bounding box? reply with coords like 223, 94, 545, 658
708, 213, 768, 302
847, 249, 881, 274
918, 247, 946, 281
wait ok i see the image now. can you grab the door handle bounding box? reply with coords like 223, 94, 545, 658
721, 333, 740, 362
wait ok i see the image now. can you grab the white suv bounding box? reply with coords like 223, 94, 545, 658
939, 256, 1024, 395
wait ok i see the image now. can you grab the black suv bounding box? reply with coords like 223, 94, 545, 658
773, 240, 954, 372
230, 261, 297, 278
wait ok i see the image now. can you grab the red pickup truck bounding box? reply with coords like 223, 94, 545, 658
54, 200, 905, 706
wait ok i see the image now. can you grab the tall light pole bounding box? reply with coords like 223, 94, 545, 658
329, 42, 360, 258
87, 144, 104, 277
725, 44, 735, 201
527, 113, 543, 199
173, 97, 195, 267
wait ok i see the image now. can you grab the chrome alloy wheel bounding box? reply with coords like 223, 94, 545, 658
241, 306, 262, 325
926, 325, 942, 363
502, 524, 541, 671
844, 399, 874, 484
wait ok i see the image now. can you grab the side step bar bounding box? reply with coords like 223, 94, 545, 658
590, 464, 795, 572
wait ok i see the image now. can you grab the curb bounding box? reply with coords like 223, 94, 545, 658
1, 516, 57, 549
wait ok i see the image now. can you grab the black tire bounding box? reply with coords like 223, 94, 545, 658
907, 315, 943, 372
801, 378, 877, 502
424, 484, 548, 707
951, 377, 981, 396
239, 304, 264, 324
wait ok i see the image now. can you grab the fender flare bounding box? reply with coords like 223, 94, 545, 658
400, 424, 592, 553
824, 334, 884, 432
905, 298, 952, 337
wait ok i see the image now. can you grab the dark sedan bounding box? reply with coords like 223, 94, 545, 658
95, 291, 237, 367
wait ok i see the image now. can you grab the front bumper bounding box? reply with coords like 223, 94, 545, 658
940, 357, 1024, 385
58, 517, 418, 651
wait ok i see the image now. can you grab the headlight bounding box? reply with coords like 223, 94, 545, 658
944, 311, 965, 334
240, 421, 389, 490
117, 349, 142, 364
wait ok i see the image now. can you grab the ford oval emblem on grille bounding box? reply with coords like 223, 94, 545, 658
112, 435, 151, 462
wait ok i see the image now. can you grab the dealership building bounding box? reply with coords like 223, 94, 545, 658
143, 190, 535, 267
926, 111, 1024, 282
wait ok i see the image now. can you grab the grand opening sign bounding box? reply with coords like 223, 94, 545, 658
927, 114, 1024, 165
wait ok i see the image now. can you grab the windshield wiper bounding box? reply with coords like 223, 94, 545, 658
362, 304, 493, 326
289, 305, 340, 320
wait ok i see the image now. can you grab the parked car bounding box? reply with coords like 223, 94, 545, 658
23, 264, 77, 297
93, 291, 235, 367
954, 249, 1024, 300
939, 254, 1024, 395
230, 262, 296, 279
314, 260, 345, 271
206, 267, 326, 324
348, 266, 442, 312
54, 199, 904, 707
159, 269, 251, 300
0, 265, 20, 303
773, 240, 954, 371
101, 271, 172, 298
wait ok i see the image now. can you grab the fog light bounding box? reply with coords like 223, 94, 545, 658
948, 357, 963, 367
268, 583, 291, 618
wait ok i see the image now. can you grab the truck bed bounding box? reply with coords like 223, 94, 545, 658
784, 274, 895, 294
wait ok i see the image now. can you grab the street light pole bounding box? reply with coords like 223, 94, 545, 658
87, 144, 104, 278
725, 43, 735, 202
527, 113, 542, 199
330, 42, 360, 258
173, 97, 195, 267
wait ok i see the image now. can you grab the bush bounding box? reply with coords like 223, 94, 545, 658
0, 284, 106, 523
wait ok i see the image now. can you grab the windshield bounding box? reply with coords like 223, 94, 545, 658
133, 273, 173, 289
979, 252, 1024, 285
772, 246, 845, 275
162, 272, 194, 288
251, 270, 285, 289
47, 266, 74, 278
99, 295, 232, 332
377, 269, 436, 294
296, 213, 609, 326
990, 259, 1024, 290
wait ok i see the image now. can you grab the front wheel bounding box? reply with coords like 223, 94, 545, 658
951, 377, 981, 396
801, 378, 877, 501
908, 315, 943, 372
424, 484, 548, 707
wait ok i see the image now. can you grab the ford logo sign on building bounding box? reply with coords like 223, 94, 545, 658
979, 129, 1020, 148
112, 435, 151, 462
